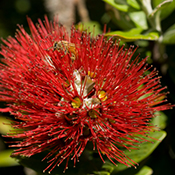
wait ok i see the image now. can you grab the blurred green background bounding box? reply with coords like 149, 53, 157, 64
0, 0, 175, 175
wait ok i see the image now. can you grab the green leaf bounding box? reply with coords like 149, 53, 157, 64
129, 11, 148, 29
102, 163, 114, 173
162, 23, 175, 44
127, 0, 140, 9
105, 28, 159, 42
103, 0, 129, 12
93, 171, 111, 175
102, 131, 166, 173
135, 166, 153, 175
105, 10, 135, 30
77, 21, 102, 37
0, 149, 19, 167
0, 116, 23, 135
151, 111, 168, 129
152, 0, 175, 19
149, 0, 173, 17
0, 116, 13, 135
17, 131, 166, 174
17, 150, 103, 175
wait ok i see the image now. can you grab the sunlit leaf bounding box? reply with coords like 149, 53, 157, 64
105, 28, 159, 41
0, 116, 13, 135
103, 0, 129, 12
127, 0, 140, 9
102, 131, 166, 173
135, 166, 153, 175
162, 23, 175, 44
129, 11, 148, 29
0, 149, 19, 167
152, 111, 168, 129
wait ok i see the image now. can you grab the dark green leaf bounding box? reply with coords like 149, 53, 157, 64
17, 150, 103, 175
102, 163, 114, 173
135, 166, 153, 175
162, 23, 175, 44
0, 149, 19, 167
149, 0, 173, 17
103, 0, 129, 12
152, 0, 175, 19
105, 9, 135, 30
102, 131, 166, 173
105, 28, 159, 41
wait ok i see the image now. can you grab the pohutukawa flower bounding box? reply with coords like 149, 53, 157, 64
0, 16, 173, 173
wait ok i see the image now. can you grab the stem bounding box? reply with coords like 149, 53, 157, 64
139, 0, 162, 32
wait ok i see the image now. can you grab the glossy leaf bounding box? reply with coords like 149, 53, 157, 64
102, 131, 166, 173
0, 149, 19, 167
0, 116, 14, 135
127, 0, 140, 9
105, 28, 159, 42
103, 0, 129, 12
162, 23, 175, 44
152, 111, 168, 129
149, 0, 173, 17
135, 166, 153, 175
129, 11, 148, 29
152, 0, 175, 19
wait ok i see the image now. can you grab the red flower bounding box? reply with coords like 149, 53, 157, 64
0, 16, 172, 173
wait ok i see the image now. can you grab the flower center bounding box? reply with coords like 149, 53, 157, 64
72, 70, 101, 108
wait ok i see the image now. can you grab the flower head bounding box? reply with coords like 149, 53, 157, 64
0, 16, 172, 173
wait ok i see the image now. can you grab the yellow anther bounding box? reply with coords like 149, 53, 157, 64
88, 71, 96, 78
71, 97, 82, 108
98, 90, 107, 101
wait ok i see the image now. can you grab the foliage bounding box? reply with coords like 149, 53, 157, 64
0, 0, 175, 175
